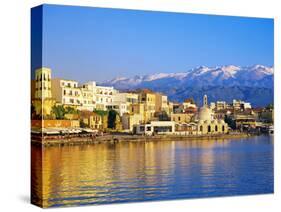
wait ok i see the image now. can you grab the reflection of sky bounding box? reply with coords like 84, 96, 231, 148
31, 4, 273, 82
31, 136, 273, 207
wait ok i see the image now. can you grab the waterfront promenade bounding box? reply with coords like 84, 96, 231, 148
31, 132, 251, 147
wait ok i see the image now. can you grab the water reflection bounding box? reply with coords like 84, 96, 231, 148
31, 136, 273, 207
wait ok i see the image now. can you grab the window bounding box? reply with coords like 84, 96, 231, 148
208, 125, 211, 132
215, 126, 218, 131
200, 126, 203, 131
222, 125, 225, 132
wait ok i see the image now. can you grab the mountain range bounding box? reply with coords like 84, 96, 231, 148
101, 65, 274, 107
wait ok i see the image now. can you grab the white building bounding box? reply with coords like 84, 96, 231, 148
95, 85, 117, 110
134, 121, 176, 135
51, 79, 82, 106
233, 99, 252, 110
107, 92, 139, 116
79, 81, 96, 111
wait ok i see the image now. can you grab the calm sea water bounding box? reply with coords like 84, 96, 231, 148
31, 135, 273, 207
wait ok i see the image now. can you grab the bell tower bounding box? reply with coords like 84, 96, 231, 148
203, 94, 208, 107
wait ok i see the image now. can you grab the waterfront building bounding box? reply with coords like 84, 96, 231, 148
134, 121, 176, 135
155, 93, 169, 113
175, 122, 197, 133
121, 113, 143, 131
232, 112, 257, 130
210, 102, 216, 110
107, 92, 139, 116
137, 89, 156, 123
171, 113, 194, 123
167, 101, 174, 115
197, 95, 228, 134
80, 111, 101, 129
172, 102, 183, 113
183, 98, 197, 111
79, 81, 96, 111
32, 67, 56, 117
51, 78, 82, 106
34, 67, 52, 99
233, 99, 252, 111
216, 101, 227, 111
95, 85, 117, 110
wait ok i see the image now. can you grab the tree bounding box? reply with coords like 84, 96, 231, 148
107, 110, 118, 129
266, 104, 273, 110
224, 115, 236, 130
51, 105, 66, 120
65, 106, 79, 114
93, 109, 108, 116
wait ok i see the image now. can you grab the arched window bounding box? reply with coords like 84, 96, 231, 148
215, 125, 218, 131
222, 125, 225, 132
208, 125, 211, 132
200, 126, 203, 131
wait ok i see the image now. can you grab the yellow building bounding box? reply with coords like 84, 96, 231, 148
32, 67, 56, 117
171, 113, 194, 123
122, 113, 143, 131
183, 98, 196, 111
34, 67, 52, 99
155, 93, 169, 113
138, 89, 156, 123
80, 111, 106, 130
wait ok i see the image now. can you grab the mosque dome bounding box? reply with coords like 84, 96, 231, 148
199, 107, 212, 121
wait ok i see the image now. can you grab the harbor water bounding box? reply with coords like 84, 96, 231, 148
31, 135, 273, 207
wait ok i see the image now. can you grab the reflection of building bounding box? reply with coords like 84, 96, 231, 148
197, 95, 228, 134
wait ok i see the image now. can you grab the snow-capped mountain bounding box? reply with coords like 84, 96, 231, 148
101, 65, 274, 106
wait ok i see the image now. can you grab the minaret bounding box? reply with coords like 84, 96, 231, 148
203, 94, 208, 107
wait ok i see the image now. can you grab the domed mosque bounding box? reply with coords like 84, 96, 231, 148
197, 95, 228, 134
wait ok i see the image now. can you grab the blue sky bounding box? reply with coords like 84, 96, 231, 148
37, 4, 274, 83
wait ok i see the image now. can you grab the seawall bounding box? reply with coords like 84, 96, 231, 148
31, 133, 252, 147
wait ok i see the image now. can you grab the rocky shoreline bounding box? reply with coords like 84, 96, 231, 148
31, 133, 252, 147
